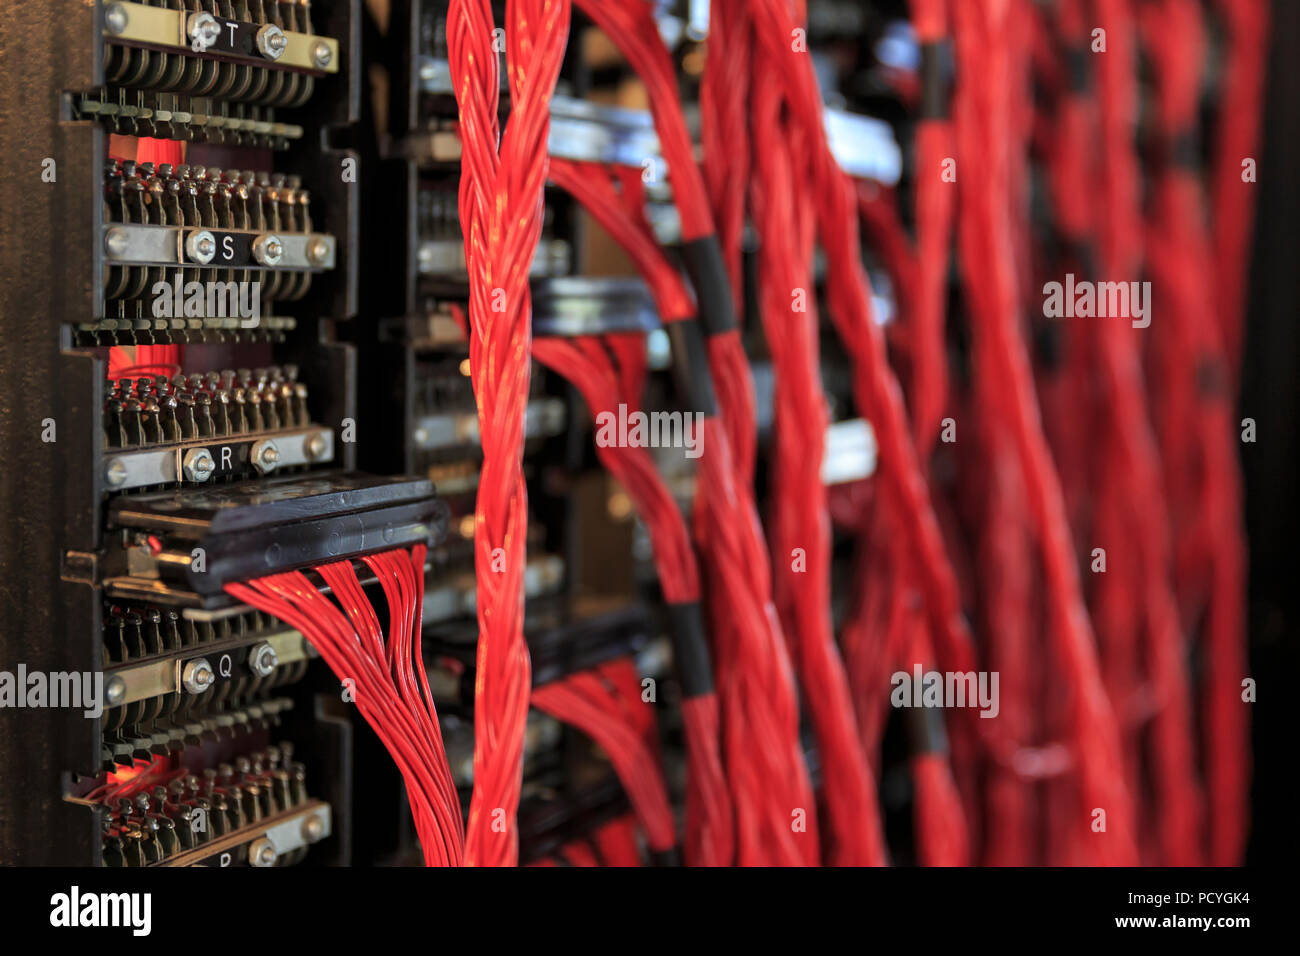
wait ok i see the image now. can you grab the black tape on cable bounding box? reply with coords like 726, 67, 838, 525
919, 40, 955, 120
665, 319, 718, 418
680, 235, 737, 337
905, 702, 951, 757
666, 601, 714, 699
1170, 129, 1201, 171
1065, 47, 1091, 94
649, 847, 682, 867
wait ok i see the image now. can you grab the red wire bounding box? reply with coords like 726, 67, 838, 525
226, 550, 465, 866
700, 0, 752, 312
547, 158, 816, 865
592, 814, 644, 866
1139, 0, 1250, 867
1210, 0, 1269, 381
948, 0, 1136, 865
530, 333, 733, 866
448, 0, 570, 867
533, 667, 677, 854
749, 59, 887, 866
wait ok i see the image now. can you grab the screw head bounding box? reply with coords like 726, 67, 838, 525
304, 430, 330, 461
182, 447, 216, 482
255, 24, 288, 61
311, 40, 333, 69
105, 676, 128, 707
104, 3, 129, 35
253, 233, 284, 266
306, 235, 331, 266
250, 439, 282, 475
181, 658, 215, 695
248, 837, 277, 867
185, 230, 217, 265
248, 642, 279, 678
105, 457, 129, 487
104, 227, 129, 259
301, 814, 325, 843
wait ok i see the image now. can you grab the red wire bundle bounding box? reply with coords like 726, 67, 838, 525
1139, 0, 1250, 867
1210, 0, 1270, 382
908, 0, 956, 450
948, 0, 1136, 865
573, 0, 757, 481
447, 0, 570, 866
530, 327, 734, 866
749, 56, 887, 866
747, 0, 981, 743
226, 547, 465, 866
699, 0, 752, 312
532, 663, 677, 858
1083, 0, 1204, 866
548, 148, 817, 865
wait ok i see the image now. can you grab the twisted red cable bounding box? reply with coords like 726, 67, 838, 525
574, 0, 758, 484
747, 0, 982, 725
908, 0, 956, 450
548, 157, 815, 865
700, 0, 752, 313
1139, 0, 1250, 867
448, 0, 570, 866
531, 329, 734, 866
750, 61, 887, 866
949, 0, 1136, 865
1210, 0, 1269, 381
1086, 0, 1204, 866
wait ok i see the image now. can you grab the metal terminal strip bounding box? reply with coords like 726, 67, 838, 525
103, 223, 336, 271
102, 2, 340, 75
104, 627, 310, 707
104, 425, 335, 491
158, 800, 332, 867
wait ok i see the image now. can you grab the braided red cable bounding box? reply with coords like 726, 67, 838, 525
1089, 0, 1204, 866
750, 61, 887, 866
1139, 0, 1250, 867
908, 0, 956, 450
700, 0, 752, 311
1210, 0, 1269, 381
748, 0, 981, 719
574, 0, 758, 484
949, 0, 1136, 865
548, 157, 815, 865
448, 0, 570, 866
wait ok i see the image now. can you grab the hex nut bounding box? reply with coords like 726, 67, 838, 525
248, 642, 279, 678
182, 447, 216, 482
185, 230, 217, 265
250, 439, 281, 475
182, 658, 215, 695
253, 234, 284, 266
248, 837, 277, 867
256, 25, 288, 61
